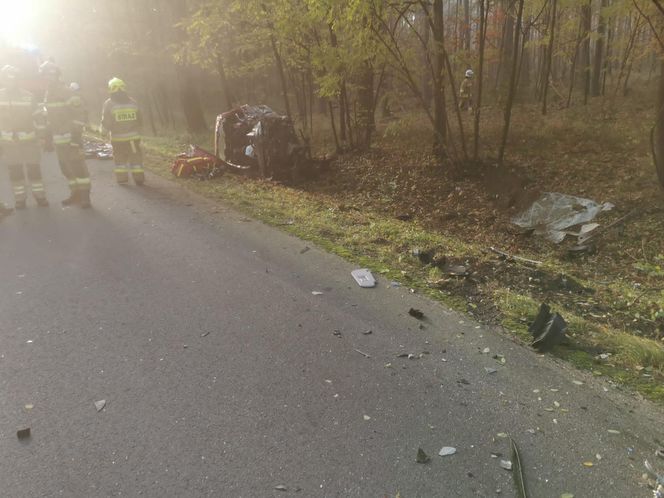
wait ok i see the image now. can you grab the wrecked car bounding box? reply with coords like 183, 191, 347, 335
214, 104, 330, 182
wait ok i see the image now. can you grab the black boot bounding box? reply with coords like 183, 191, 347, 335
36, 197, 49, 207
61, 191, 80, 206
15, 199, 26, 209
79, 190, 91, 209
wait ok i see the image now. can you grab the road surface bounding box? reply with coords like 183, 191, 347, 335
1, 152, 662, 497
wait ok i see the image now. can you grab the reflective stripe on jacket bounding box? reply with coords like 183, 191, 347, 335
101, 96, 141, 142
0, 87, 40, 142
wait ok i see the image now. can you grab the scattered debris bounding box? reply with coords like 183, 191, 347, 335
311, 291, 324, 296
390, 281, 401, 288
500, 460, 513, 471
510, 437, 528, 498
363, 415, 371, 421
572, 380, 584, 386
416, 448, 431, 464
511, 192, 614, 244
200, 331, 210, 338
445, 264, 469, 277
439, 446, 457, 456
94, 400, 106, 412
489, 247, 542, 266
607, 429, 621, 435
529, 303, 568, 352
83, 137, 113, 159
408, 308, 424, 320
299, 246, 310, 254
354, 349, 371, 358
482, 347, 491, 354
16, 428, 30, 440
351, 269, 377, 288
485, 367, 498, 374
582, 461, 594, 468
656, 449, 664, 460
333, 330, 342, 337
560, 494, 575, 498
274, 484, 288, 491
24, 404, 33, 410
362, 330, 373, 335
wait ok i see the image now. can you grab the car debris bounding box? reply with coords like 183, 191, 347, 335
354, 349, 371, 358
408, 308, 424, 319
83, 137, 113, 159
351, 269, 376, 288
416, 448, 431, 464
214, 104, 332, 181
94, 400, 106, 412
274, 484, 288, 491
509, 437, 528, 498
489, 247, 542, 266
511, 192, 614, 244
16, 427, 30, 440
528, 303, 567, 352
500, 460, 513, 471
438, 446, 457, 456
644, 459, 664, 498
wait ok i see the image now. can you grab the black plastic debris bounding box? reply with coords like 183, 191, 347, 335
16, 428, 30, 440
408, 308, 424, 320
416, 448, 431, 464
529, 303, 567, 351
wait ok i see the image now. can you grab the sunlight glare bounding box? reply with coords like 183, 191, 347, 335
0, 0, 38, 45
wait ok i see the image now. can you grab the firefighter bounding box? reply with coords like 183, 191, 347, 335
101, 78, 144, 185
68, 82, 87, 147
459, 69, 474, 114
0, 65, 48, 208
40, 61, 91, 208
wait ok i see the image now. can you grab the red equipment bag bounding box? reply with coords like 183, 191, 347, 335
171, 145, 220, 178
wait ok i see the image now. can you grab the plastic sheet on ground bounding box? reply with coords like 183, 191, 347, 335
511, 192, 614, 243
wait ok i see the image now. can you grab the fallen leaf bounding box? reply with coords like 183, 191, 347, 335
582, 461, 594, 467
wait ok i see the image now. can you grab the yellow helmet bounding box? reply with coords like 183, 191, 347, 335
108, 77, 126, 94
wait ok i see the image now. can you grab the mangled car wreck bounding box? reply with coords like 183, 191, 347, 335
214, 104, 330, 181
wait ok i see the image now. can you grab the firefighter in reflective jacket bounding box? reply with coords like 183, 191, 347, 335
0, 65, 48, 208
102, 78, 144, 185
40, 61, 91, 207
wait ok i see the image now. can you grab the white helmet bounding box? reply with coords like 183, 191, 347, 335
465, 69, 474, 78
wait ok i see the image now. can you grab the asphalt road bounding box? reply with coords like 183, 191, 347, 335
0, 152, 663, 498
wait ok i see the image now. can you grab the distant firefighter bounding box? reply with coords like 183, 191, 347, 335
459, 69, 474, 114
0, 64, 48, 208
40, 61, 92, 208
102, 78, 144, 185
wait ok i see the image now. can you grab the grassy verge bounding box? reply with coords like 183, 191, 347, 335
141, 132, 664, 404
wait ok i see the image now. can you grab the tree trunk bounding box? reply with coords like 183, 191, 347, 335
270, 34, 292, 118
591, 0, 608, 97
473, 0, 488, 161
566, 11, 585, 108
432, 0, 447, 157
357, 61, 375, 149
498, 0, 525, 165
216, 54, 235, 109
176, 65, 208, 133
581, 2, 592, 105
655, 60, 664, 190
541, 0, 557, 115
498, 0, 515, 92
463, 0, 471, 51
